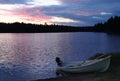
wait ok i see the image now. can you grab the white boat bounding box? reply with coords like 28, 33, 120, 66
56, 55, 111, 73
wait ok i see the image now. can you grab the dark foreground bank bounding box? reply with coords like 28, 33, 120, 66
31, 53, 120, 81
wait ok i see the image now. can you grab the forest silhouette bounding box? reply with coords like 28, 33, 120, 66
94, 16, 120, 33
0, 22, 93, 33
0, 16, 119, 33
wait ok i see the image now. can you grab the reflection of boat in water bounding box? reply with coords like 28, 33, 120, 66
56, 55, 111, 73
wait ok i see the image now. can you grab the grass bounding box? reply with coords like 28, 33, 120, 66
91, 53, 120, 81
108, 53, 120, 67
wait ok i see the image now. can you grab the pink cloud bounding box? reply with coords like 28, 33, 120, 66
34, 9, 41, 13
13, 8, 51, 22
0, 5, 52, 24
0, 0, 8, 2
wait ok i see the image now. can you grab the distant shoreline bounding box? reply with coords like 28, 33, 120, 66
0, 23, 94, 33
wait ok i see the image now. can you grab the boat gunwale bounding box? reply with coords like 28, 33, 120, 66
59, 55, 111, 69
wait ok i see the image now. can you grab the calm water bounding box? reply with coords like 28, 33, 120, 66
0, 32, 120, 81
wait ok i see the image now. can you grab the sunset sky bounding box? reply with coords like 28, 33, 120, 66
0, 0, 120, 26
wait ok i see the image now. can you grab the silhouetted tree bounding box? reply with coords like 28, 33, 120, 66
94, 16, 120, 33
0, 22, 92, 33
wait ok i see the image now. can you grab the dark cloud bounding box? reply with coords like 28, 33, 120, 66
27, 0, 119, 26
88, 0, 120, 4
0, 0, 120, 26
49, 0, 120, 26
0, 0, 27, 4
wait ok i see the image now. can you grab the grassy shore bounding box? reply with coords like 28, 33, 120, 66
32, 53, 120, 81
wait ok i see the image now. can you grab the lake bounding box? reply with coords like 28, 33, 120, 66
0, 32, 120, 81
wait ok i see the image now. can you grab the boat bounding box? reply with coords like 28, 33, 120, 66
56, 55, 111, 73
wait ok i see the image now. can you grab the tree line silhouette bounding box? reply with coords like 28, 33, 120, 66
0, 22, 93, 33
0, 16, 119, 33
94, 16, 120, 34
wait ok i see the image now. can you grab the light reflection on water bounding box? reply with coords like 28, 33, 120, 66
0, 33, 59, 81
0, 33, 120, 81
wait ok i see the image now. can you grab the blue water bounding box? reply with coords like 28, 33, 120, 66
0, 32, 120, 81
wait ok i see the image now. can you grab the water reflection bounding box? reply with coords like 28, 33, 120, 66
0, 33, 120, 81
0, 33, 66, 81
106, 34, 120, 52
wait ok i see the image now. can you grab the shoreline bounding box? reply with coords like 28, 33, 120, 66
31, 53, 120, 81
32, 66, 120, 81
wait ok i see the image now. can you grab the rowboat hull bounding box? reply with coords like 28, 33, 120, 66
57, 56, 111, 73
